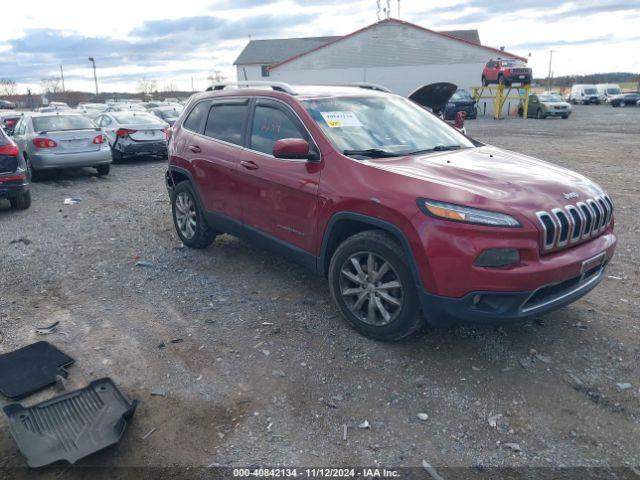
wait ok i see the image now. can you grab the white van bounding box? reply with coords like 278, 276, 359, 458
596, 84, 622, 102
569, 84, 600, 105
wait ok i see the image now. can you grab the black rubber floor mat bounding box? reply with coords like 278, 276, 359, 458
3, 378, 137, 468
0, 341, 74, 399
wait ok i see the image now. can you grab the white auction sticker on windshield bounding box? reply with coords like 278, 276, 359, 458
320, 111, 363, 128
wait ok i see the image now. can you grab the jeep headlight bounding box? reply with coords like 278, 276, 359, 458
418, 199, 521, 227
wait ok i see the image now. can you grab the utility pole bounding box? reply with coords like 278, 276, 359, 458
547, 50, 555, 92
60, 65, 65, 92
191, 77, 194, 92
88, 57, 99, 97
397, 0, 401, 18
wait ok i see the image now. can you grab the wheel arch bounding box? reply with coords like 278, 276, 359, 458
166, 166, 205, 210
318, 212, 424, 290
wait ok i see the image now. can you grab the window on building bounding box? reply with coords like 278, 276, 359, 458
261, 65, 270, 77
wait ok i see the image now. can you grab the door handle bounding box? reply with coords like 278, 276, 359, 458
187, 145, 201, 153
240, 160, 259, 170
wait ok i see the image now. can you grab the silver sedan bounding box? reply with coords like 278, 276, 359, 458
10, 112, 112, 180
93, 111, 169, 162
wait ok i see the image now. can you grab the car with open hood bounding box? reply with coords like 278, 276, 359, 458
165, 82, 616, 341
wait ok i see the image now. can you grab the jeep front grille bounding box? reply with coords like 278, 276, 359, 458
536, 194, 613, 252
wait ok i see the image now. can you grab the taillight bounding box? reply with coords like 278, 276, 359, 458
116, 128, 137, 137
0, 144, 19, 156
93, 134, 106, 144
32, 138, 57, 148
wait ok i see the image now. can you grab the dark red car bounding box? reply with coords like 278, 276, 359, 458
0, 126, 30, 210
482, 58, 532, 86
165, 83, 615, 341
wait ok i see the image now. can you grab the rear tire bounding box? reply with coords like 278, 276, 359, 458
498, 74, 505, 86
481, 76, 488, 87
25, 155, 40, 182
171, 181, 219, 249
536, 109, 545, 119
96, 164, 110, 176
328, 230, 423, 341
10, 190, 31, 210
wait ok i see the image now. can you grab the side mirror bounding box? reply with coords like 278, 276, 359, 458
272, 138, 317, 161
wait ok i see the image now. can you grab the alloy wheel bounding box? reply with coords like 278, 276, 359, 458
339, 251, 404, 326
174, 191, 197, 239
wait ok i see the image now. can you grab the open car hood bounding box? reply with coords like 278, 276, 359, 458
408, 82, 458, 113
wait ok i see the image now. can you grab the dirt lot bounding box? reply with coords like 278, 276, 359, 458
0, 105, 638, 478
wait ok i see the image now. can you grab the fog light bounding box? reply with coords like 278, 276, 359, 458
474, 248, 520, 267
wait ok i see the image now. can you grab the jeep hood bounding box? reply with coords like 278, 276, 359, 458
367, 146, 603, 213
408, 83, 457, 113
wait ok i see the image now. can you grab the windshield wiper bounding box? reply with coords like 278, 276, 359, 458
404, 145, 464, 155
343, 148, 402, 158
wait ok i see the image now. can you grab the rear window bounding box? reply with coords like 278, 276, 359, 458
33, 115, 95, 132
112, 113, 164, 125
203, 103, 248, 146
183, 101, 210, 133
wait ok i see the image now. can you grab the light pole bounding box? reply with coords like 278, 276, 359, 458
547, 50, 555, 92
88, 57, 99, 97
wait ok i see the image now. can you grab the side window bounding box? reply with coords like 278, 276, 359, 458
102, 116, 112, 126
203, 102, 248, 146
183, 101, 211, 133
17, 118, 27, 135
250, 104, 306, 155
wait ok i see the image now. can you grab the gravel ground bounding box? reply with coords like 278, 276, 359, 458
0, 105, 638, 478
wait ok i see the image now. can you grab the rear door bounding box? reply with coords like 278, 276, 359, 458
183, 98, 248, 220
238, 98, 321, 253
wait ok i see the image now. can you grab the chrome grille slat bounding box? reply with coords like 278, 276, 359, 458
537, 194, 613, 251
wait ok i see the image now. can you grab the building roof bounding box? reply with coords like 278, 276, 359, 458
234, 36, 342, 65
440, 29, 481, 45
270, 19, 525, 71
234, 25, 483, 66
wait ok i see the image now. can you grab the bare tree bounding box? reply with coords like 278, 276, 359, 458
162, 82, 178, 93
0, 78, 18, 97
40, 77, 62, 94
207, 70, 226, 85
138, 77, 157, 100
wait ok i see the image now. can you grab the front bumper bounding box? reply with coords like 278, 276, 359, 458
30, 148, 112, 170
420, 262, 607, 326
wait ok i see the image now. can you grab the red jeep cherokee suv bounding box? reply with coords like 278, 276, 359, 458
165, 82, 616, 341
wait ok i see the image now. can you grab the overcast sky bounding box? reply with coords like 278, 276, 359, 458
1, 0, 638, 93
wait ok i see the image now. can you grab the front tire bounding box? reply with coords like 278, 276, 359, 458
10, 191, 31, 210
171, 181, 219, 249
481, 76, 488, 87
536, 109, 545, 119
328, 230, 423, 341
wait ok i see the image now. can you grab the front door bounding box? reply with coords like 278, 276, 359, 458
238, 98, 322, 253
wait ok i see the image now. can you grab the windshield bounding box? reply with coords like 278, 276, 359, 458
33, 115, 95, 132
113, 113, 165, 125
156, 107, 182, 119
538, 94, 564, 102
302, 95, 474, 156
606, 88, 621, 95
451, 90, 472, 101
584, 88, 597, 94
501, 60, 526, 67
